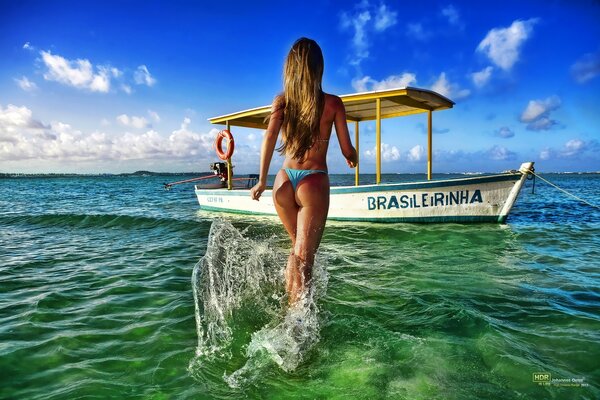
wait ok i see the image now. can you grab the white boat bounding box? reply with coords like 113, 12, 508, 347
195, 87, 534, 223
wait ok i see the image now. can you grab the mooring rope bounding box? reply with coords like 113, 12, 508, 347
529, 170, 599, 210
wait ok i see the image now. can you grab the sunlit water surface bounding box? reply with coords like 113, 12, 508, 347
1, 173, 598, 399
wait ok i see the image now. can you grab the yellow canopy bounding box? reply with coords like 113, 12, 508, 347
208, 86, 454, 129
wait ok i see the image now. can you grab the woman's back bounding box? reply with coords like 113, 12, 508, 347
282, 93, 351, 171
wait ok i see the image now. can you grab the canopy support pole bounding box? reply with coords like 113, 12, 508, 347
376, 98, 381, 184
226, 120, 233, 190
355, 120, 360, 186
427, 110, 432, 180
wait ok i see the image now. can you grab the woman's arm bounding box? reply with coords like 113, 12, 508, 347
333, 96, 358, 167
250, 97, 284, 200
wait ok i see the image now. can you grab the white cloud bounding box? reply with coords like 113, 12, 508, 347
121, 84, 132, 94
40, 50, 120, 93
352, 72, 417, 92
340, 1, 397, 69
340, 10, 371, 66
520, 95, 561, 131
247, 133, 257, 141
539, 139, 599, 160
351, 76, 372, 92
406, 22, 432, 41
471, 66, 494, 88
0, 105, 224, 163
364, 142, 401, 161
477, 18, 537, 70
520, 96, 559, 122
116, 114, 150, 129
407, 144, 425, 162
0, 104, 45, 132
23, 42, 33, 51
148, 110, 161, 122
134, 65, 156, 87
101, 118, 110, 127
562, 139, 585, 157
539, 148, 551, 160
441, 4, 462, 28
486, 145, 516, 161
571, 51, 600, 84
14, 76, 38, 92
496, 126, 515, 138
431, 72, 470, 99
374, 4, 397, 31
525, 117, 558, 131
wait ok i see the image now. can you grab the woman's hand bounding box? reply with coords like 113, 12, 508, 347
346, 158, 357, 168
250, 181, 266, 201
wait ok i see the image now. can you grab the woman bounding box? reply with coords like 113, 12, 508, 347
250, 38, 358, 304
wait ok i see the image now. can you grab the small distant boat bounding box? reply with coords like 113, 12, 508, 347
194, 87, 533, 223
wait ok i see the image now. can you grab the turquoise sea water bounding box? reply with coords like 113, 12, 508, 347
1, 173, 599, 399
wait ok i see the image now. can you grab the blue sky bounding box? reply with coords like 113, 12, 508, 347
1, 0, 599, 174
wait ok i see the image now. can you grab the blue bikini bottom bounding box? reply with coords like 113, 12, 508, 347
283, 168, 328, 192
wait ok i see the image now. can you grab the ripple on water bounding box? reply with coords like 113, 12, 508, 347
1, 175, 599, 399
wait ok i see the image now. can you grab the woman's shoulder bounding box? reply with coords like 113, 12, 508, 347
324, 92, 343, 108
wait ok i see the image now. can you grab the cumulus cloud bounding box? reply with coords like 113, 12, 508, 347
364, 142, 401, 161
471, 66, 494, 88
134, 65, 156, 87
0, 105, 224, 163
40, 50, 121, 93
571, 51, 600, 84
340, 10, 372, 66
520, 95, 561, 131
539, 148, 551, 161
351, 72, 417, 92
14, 76, 38, 92
495, 126, 515, 138
407, 144, 425, 162
25, 45, 156, 94
0, 104, 46, 132
374, 4, 397, 31
486, 145, 516, 161
440, 5, 462, 28
431, 72, 470, 99
539, 139, 600, 160
340, 1, 397, 69
477, 18, 537, 70
116, 114, 150, 129
432, 145, 517, 163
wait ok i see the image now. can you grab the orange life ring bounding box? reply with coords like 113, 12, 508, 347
215, 130, 235, 160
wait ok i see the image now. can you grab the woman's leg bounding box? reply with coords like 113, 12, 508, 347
272, 170, 300, 298
291, 173, 330, 303
273, 170, 298, 244
273, 170, 330, 303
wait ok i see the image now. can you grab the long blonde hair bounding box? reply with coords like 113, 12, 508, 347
276, 38, 325, 160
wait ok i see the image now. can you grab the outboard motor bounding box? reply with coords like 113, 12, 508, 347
210, 162, 228, 182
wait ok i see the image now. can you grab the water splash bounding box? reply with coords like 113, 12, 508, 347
189, 219, 327, 388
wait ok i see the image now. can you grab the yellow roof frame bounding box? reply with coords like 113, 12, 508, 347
209, 86, 454, 128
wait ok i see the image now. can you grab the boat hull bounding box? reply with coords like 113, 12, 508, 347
195, 162, 533, 223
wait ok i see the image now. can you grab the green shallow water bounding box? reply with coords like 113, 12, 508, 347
1, 174, 599, 399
